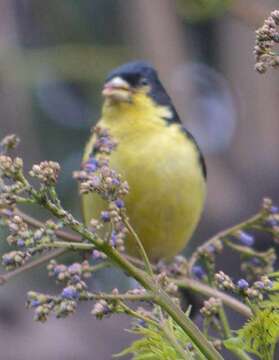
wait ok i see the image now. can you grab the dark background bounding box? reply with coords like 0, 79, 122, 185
0, 1, 278, 359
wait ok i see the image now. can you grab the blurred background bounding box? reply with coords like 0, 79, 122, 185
0, 0, 279, 359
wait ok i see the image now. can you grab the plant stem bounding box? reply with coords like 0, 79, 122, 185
32, 241, 95, 252
154, 288, 223, 359
118, 300, 158, 327
0, 249, 65, 285
87, 261, 111, 274
218, 305, 252, 360
16, 209, 81, 242
175, 278, 252, 318
224, 240, 274, 261
188, 213, 263, 272
123, 217, 154, 277
159, 319, 190, 360
86, 291, 153, 302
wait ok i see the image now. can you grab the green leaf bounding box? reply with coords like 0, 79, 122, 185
224, 279, 279, 360
115, 316, 207, 360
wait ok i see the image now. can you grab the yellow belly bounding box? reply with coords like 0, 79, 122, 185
82, 120, 206, 262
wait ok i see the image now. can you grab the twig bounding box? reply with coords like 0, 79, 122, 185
0, 249, 65, 285
218, 305, 252, 360
159, 318, 190, 360
118, 300, 158, 327
86, 291, 153, 302
32, 241, 95, 252
175, 278, 251, 318
16, 209, 81, 242
224, 239, 274, 261
188, 213, 263, 272
123, 218, 154, 276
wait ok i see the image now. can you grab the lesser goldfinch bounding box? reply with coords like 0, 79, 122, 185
82, 61, 206, 262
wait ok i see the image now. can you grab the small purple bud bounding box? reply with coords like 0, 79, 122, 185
112, 178, 120, 186
239, 231, 254, 247
137, 319, 146, 327
266, 218, 278, 227
2, 209, 13, 217
237, 279, 249, 289
2, 254, 13, 265
31, 300, 40, 308
207, 244, 215, 253
110, 231, 117, 247
251, 257, 261, 266
84, 158, 98, 172
92, 250, 102, 260
270, 206, 278, 214
115, 199, 124, 209
62, 287, 79, 300
71, 275, 81, 284
17, 239, 25, 248
53, 265, 65, 275
192, 265, 205, 279
68, 263, 81, 274
254, 281, 265, 289
101, 211, 110, 222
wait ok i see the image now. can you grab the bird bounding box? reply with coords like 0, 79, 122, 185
82, 61, 206, 263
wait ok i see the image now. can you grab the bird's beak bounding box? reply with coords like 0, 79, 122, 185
102, 76, 132, 102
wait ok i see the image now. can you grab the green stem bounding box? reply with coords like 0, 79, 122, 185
219, 306, 252, 360
118, 300, 158, 327
0, 249, 65, 285
175, 278, 252, 318
32, 241, 95, 252
218, 306, 231, 337
86, 291, 154, 302
87, 261, 111, 273
153, 288, 223, 359
159, 319, 190, 360
123, 217, 154, 277
224, 240, 274, 261
188, 213, 264, 272
121, 302, 190, 360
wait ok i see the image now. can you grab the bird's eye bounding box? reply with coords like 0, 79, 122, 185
139, 77, 148, 86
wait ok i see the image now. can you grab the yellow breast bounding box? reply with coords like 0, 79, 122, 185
82, 97, 206, 262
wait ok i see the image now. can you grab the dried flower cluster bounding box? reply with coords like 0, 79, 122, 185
254, 10, 279, 73
215, 271, 273, 302
30, 161, 60, 185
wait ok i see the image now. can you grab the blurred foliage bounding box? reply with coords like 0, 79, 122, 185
176, 0, 231, 22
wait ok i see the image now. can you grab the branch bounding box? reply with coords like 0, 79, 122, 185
123, 217, 154, 276
188, 212, 263, 272
86, 291, 153, 302
175, 278, 252, 318
16, 209, 81, 243
0, 249, 65, 285
1, 208, 251, 320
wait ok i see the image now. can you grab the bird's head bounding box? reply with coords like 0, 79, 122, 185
102, 61, 178, 122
